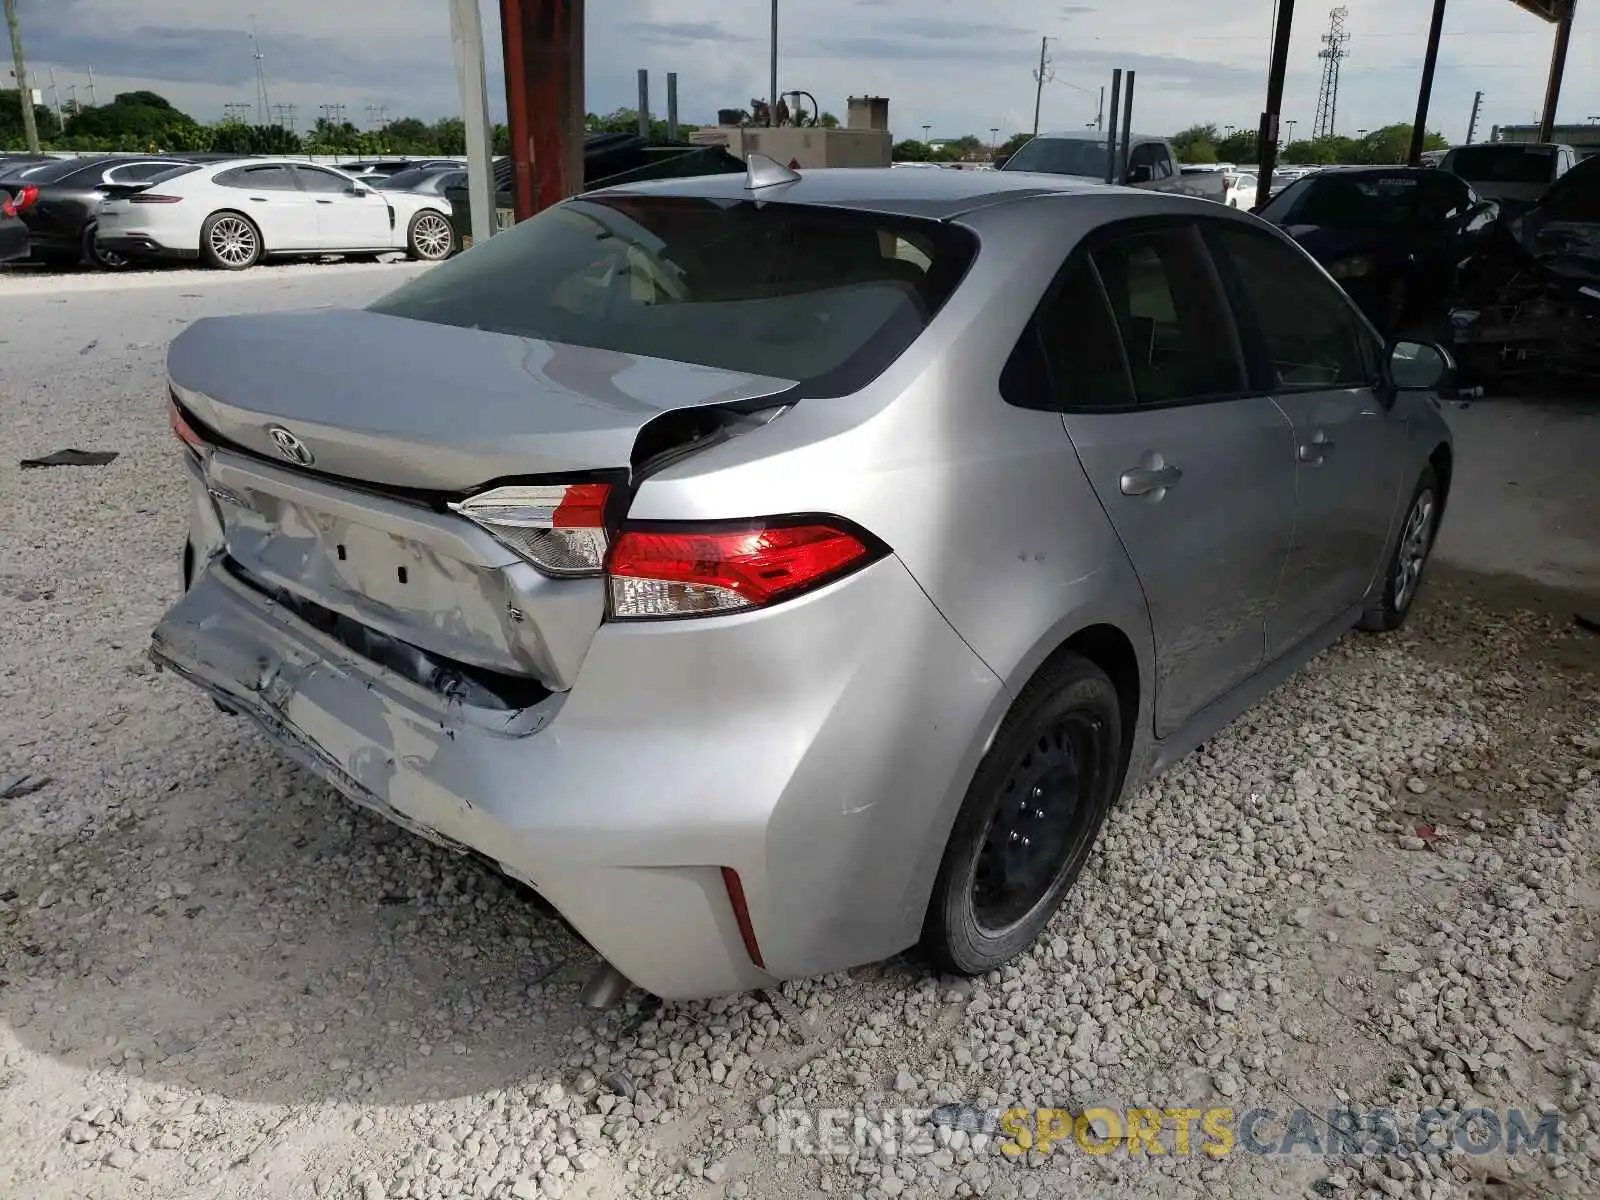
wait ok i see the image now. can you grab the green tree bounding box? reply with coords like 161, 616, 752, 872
211, 121, 301, 155
817, 111, 839, 129
1353, 123, 1447, 164
892, 138, 932, 162
0, 88, 60, 147
492, 123, 510, 155
997, 131, 1033, 160
1214, 130, 1259, 164
61, 91, 204, 150
383, 117, 437, 153
1171, 123, 1220, 162
430, 117, 466, 154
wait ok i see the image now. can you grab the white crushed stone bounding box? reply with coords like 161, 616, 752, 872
0, 268, 1595, 1200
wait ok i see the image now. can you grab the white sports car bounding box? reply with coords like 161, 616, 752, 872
96, 158, 456, 270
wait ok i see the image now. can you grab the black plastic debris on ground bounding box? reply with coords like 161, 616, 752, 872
19, 449, 118, 468
0, 774, 51, 801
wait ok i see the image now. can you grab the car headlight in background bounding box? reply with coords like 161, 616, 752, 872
1328, 255, 1375, 280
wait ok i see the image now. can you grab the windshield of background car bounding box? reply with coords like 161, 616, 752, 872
376, 167, 440, 190
367, 194, 978, 395
1259, 174, 1420, 229
1002, 136, 1109, 178
1447, 146, 1558, 184
6, 157, 108, 184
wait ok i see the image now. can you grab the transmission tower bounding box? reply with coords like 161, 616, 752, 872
272, 102, 297, 133
223, 102, 251, 123
249, 24, 271, 126
1313, 7, 1351, 141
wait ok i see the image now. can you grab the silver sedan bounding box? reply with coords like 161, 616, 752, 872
152, 159, 1454, 1000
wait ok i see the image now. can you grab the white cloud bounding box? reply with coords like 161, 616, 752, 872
15, 0, 1597, 143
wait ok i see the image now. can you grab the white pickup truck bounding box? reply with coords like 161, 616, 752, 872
998, 130, 1227, 202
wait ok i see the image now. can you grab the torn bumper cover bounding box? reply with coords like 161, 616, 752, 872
151, 549, 1005, 999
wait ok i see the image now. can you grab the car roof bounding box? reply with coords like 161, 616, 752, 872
593, 165, 1114, 220
1035, 129, 1165, 144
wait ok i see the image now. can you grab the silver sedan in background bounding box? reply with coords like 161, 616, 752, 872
152, 161, 1455, 1000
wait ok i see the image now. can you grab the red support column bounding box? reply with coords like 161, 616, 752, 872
500, 0, 585, 221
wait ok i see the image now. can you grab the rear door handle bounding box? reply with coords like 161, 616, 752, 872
1298, 429, 1333, 464
1119, 463, 1183, 497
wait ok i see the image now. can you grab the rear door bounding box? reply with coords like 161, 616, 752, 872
1205, 220, 1400, 657
293, 165, 392, 248
1042, 218, 1297, 737
214, 164, 319, 250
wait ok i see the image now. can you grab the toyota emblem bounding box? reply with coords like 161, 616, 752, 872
267, 426, 314, 466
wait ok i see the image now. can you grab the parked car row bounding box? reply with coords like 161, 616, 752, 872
0, 152, 461, 272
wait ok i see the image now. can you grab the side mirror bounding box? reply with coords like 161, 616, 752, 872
347, 184, 369, 197
993, 155, 1010, 169
1126, 165, 1153, 185
1385, 340, 1455, 392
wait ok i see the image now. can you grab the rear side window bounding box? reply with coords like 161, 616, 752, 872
1089, 226, 1246, 404
1206, 223, 1377, 390
1002, 256, 1135, 412
216, 165, 298, 190
367, 195, 977, 396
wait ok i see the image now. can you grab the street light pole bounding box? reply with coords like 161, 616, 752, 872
4, 0, 40, 152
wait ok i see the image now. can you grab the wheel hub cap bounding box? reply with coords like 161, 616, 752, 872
1393, 489, 1435, 612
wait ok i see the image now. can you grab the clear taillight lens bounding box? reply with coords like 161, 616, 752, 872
606, 520, 882, 620
449, 483, 612, 576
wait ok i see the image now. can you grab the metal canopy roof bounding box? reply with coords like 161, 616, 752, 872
1507, 0, 1573, 20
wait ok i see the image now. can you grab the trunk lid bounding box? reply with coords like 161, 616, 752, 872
169, 308, 797, 693
168, 308, 795, 491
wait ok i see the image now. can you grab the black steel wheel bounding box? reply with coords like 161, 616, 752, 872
922, 653, 1123, 976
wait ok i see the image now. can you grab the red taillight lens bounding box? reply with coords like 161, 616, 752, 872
449, 483, 613, 576
607, 520, 880, 619
130, 193, 184, 204
169, 398, 211, 457
0, 195, 14, 219
13, 185, 38, 212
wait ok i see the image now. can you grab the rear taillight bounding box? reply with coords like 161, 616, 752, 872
606, 519, 882, 620
0, 195, 14, 219
449, 483, 612, 576
130, 193, 184, 204
168, 397, 211, 458
13, 185, 38, 212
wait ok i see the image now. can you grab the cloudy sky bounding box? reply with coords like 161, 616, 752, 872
16, 0, 1599, 143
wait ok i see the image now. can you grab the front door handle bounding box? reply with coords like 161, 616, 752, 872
1298, 430, 1334, 464
1120, 463, 1183, 497
316, 199, 334, 205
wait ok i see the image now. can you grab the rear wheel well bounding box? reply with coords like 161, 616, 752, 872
1429, 443, 1453, 518
202, 209, 263, 252
1032, 624, 1140, 787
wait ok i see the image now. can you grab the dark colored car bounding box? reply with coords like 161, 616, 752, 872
0, 154, 199, 269
339, 158, 463, 178
0, 189, 29, 264
374, 165, 465, 198
1255, 166, 1499, 334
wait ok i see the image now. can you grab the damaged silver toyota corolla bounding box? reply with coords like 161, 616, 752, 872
152, 160, 1455, 1001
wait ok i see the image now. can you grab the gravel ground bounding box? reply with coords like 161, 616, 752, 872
1, 267, 1597, 1200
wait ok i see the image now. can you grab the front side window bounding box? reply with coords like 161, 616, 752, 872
1089, 225, 1246, 404
367, 194, 977, 395
295, 167, 354, 194
1206, 223, 1376, 390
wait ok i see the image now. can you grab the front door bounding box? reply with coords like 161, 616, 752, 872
1205, 221, 1404, 658
1049, 221, 1298, 738
293, 166, 391, 249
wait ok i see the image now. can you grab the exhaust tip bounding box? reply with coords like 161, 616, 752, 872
580, 961, 632, 1010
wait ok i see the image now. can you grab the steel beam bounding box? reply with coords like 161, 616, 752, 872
1538, 6, 1574, 142
1408, 0, 1449, 165
500, 0, 585, 221
1253, 0, 1296, 210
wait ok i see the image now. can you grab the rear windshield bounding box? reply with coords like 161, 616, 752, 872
367, 194, 977, 395
1002, 136, 1109, 179
1447, 146, 1558, 184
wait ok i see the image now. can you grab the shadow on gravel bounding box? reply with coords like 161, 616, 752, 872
0, 734, 598, 1107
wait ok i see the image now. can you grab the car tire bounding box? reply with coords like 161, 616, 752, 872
200, 211, 263, 270
921, 653, 1123, 977
1359, 465, 1440, 633
82, 222, 132, 271
406, 210, 455, 261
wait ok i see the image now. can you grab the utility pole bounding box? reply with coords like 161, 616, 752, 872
1096, 85, 1105, 132
46, 66, 61, 130
1031, 36, 1051, 137
86, 64, 96, 106
1466, 90, 1483, 145
449, 0, 494, 240
4, 0, 40, 152
66, 83, 77, 117
1407, 0, 1447, 165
